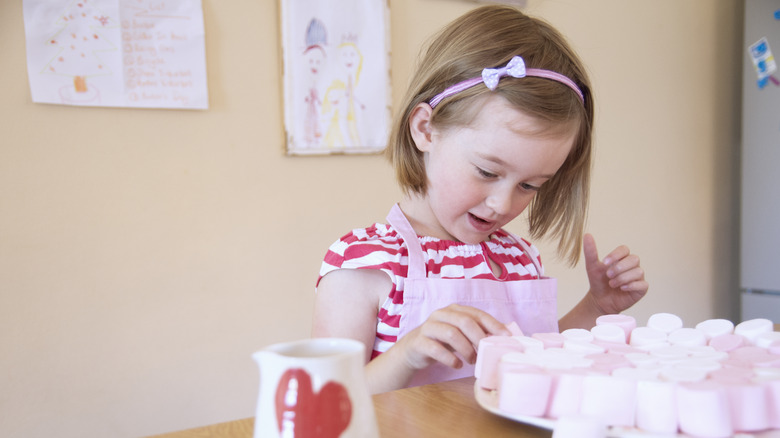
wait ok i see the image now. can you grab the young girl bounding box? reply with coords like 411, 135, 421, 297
312, 5, 648, 394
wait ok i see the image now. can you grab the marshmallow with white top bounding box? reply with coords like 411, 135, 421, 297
590, 323, 626, 344
561, 328, 593, 343
756, 331, 780, 349
735, 318, 774, 345
647, 312, 684, 334
696, 318, 735, 340
668, 327, 707, 347
624, 352, 658, 368
585, 352, 631, 372
650, 345, 691, 365
562, 340, 605, 355
595, 314, 636, 343
660, 366, 708, 383
629, 326, 668, 349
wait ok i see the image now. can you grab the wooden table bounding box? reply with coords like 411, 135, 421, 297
149, 376, 551, 438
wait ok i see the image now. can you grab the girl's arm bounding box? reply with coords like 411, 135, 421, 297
313, 268, 509, 393
313, 268, 416, 393
559, 233, 648, 331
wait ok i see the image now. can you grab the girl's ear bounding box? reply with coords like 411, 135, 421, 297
409, 102, 434, 152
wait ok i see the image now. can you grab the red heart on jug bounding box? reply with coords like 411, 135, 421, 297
275, 368, 353, 438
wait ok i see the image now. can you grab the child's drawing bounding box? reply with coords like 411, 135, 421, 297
281, 0, 390, 155
41, 0, 119, 105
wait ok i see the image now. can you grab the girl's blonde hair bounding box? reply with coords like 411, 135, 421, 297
386, 5, 593, 266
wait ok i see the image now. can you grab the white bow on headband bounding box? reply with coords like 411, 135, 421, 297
482, 56, 527, 90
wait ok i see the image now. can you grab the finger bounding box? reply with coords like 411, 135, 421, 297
415, 333, 464, 369
582, 233, 600, 267
434, 304, 509, 337
609, 265, 645, 288
603, 245, 631, 267
606, 254, 641, 279
420, 320, 476, 365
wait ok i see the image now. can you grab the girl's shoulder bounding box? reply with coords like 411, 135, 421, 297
322, 223, 406, 269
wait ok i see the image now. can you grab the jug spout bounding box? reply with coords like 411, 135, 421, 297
251, 349, 270, 365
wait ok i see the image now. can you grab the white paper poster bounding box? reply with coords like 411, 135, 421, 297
22, 0, 208, 109
281, 0, 391, 154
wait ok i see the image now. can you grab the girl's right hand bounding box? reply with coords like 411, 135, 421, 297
392, 304, 510, 371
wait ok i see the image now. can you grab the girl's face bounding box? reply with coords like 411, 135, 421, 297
413, 95, 577, 244
304, 47, 325, 78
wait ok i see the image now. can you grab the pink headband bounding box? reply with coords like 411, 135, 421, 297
428, 56, 584, 108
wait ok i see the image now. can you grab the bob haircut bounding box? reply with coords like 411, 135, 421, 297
386, 5, 594, 266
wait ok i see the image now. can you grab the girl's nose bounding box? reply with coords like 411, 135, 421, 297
485, 187, 514, 215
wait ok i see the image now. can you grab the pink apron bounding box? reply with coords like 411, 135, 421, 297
386, 204, 558, 387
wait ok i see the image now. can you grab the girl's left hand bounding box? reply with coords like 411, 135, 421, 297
583, 233, 648, 314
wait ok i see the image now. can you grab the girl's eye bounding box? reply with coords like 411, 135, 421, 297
520, 182, 540, 192
477, 167, 497, 178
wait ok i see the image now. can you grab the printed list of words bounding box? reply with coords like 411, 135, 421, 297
121, 15, 200, 107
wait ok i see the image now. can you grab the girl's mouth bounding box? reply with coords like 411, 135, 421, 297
468, 213, 495, 233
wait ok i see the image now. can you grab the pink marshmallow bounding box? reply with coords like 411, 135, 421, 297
505, 321, 523, 336
723, 381, 770, 432
708, 367, 754, 384
709, 333, 746, 352
635, 379, 678, 434
765, 378, 780, 428
474, 336, 523, 390
497, 368, 552, 417
546, 370, 587, 419
531, 332, 566, 348
584, 352, 632, 373
580, 374, 636, 427
677, 380, 733, 438
595, 314, 636, 343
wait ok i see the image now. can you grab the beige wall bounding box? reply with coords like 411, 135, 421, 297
0, 0, 743, 437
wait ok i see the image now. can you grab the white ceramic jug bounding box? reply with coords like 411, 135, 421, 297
252, 337, 379, 438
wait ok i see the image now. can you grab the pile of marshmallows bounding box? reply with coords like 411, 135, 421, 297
474, 314, 780, 438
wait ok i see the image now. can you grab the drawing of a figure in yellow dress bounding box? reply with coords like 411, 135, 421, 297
322, 81, 345, 148
322, 40, 364, 148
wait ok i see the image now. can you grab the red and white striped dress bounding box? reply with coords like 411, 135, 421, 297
317, 222, 544, 359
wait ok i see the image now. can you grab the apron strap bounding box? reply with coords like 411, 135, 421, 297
506, 232, 544, 278
386, 204, 427, 279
